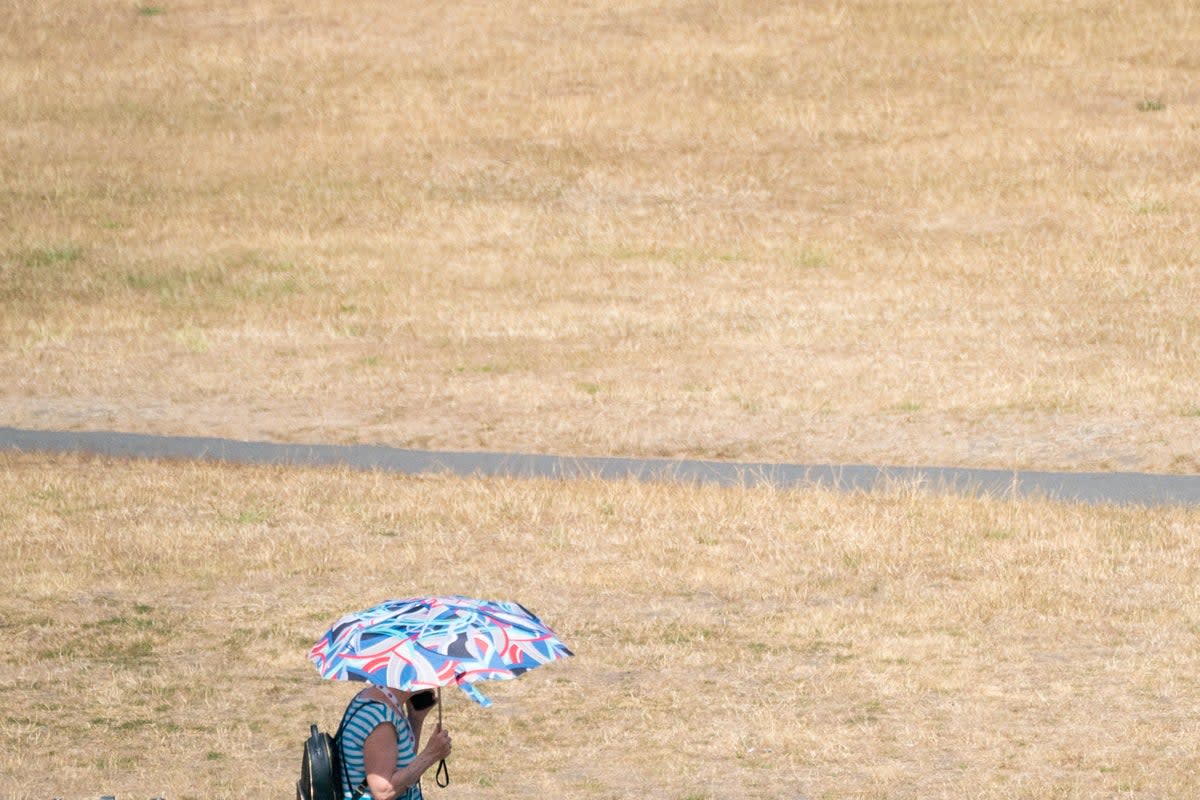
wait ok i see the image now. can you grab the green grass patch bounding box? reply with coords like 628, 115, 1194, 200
16, 245, 84, 268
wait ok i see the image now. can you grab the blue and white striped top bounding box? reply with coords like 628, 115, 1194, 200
338, 692, 423, 800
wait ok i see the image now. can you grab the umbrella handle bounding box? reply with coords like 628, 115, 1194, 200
434, 687, 450, 787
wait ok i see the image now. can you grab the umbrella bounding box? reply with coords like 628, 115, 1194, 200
308, 595, 573, 707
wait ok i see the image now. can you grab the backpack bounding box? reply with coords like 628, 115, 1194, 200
297, 724, 340, 800
297, 714, 370, 800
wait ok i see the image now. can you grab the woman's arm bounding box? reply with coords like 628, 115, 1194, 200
361, 723, 453, 800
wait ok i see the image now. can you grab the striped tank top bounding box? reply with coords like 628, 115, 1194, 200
337, 691, 423, 800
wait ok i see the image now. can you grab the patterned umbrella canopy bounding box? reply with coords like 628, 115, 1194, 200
309, 595, 573, 707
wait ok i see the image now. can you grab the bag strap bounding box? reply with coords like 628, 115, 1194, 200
334, 697, 374, 800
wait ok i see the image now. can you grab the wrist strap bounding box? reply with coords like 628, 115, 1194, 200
435, 758, 450, 788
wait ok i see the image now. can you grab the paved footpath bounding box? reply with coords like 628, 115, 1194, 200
3, 426, 1199, 507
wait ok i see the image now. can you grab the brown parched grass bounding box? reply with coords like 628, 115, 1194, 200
2, 452, 1199, 799
1, 0, 1198, 472
3, 4, 1199, 798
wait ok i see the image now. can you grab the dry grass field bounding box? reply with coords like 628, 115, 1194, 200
4, 3, 1200, 799
2, 452, 1199, 800
2, 0, 1198, 472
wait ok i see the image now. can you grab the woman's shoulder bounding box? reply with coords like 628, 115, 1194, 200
342, 695, 393, 731
345, 691, 408, 727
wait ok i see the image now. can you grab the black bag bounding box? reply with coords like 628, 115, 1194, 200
297, 724, 340, 800
298, 709, 371, 800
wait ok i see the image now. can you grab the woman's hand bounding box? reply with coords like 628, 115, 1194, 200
422, 725, 453, 761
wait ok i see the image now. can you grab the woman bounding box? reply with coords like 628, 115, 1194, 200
337, 685, 453, 800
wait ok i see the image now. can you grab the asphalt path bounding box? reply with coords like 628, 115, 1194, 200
3, 426, 1199, 507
